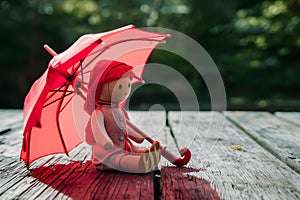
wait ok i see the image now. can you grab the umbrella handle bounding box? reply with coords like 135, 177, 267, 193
161, 147, 191, 167
126, 120, 191, 167
43, 44, 57, 56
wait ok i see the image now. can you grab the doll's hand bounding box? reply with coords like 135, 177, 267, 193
103, 141, 113, 150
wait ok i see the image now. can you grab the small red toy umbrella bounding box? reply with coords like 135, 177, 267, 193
21, 25, 191, 168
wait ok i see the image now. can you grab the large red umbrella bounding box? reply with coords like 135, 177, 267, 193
21, 25, 190, 168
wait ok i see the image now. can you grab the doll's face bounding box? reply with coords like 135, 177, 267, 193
100, 77, 131, 103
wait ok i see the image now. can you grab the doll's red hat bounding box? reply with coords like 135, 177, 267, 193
103, 63, 137, 83
84, 60, 138, 114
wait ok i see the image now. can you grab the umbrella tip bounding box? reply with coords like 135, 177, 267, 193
128, 24, 135, 28
43, 44, 57, 57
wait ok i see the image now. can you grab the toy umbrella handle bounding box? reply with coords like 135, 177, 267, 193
126, 120, 191, 167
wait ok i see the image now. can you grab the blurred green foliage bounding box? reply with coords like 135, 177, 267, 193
0, 0, 299, 110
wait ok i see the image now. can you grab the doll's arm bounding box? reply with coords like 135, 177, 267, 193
126, 121, 145, 144
91, 110, 113, 150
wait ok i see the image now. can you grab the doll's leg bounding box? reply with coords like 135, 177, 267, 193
105, 150, 153, 173
92, 144, 152, 173
95, 142, 161, 173
131, 141, 161, 167
125, 141, 161, 173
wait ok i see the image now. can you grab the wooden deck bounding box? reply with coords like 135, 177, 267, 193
0, 110, 299, 199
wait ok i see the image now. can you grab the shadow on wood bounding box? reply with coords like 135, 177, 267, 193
161, 167, 220, 200
30, 161, 154, 199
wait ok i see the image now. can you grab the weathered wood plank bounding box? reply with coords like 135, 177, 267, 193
9, 145, 90, 199
0, 118, 154, 200
24, 160, 155, 200
0, 109, 22, 121
0, 110, 157, 200
3, 110, 300, 199
0, 140, 88, 199
168, 111, 300, 199
0, 109, 22, 133
0, 110, 28, 195
227, 111, 300, 174
1, 137, 155, 200
161, 167, 220, 200
275, 112, 300, 127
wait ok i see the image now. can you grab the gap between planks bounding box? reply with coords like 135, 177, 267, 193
5, 110, 299, 199
168, 111, 300, 199
0, 110, 166, 200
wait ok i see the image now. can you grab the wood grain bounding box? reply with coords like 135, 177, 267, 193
227, 111, 300, 174
0, 109, 22, 134
168, 111, 300, 199
275, 112, 300, 127
161, 167, 220, 200
2, 110, 300, 199
0, 110, 156, 200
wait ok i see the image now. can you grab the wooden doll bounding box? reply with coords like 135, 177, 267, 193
84, 60, 161, 173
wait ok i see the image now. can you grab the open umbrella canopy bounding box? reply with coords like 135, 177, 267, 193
21, 25, 170, 167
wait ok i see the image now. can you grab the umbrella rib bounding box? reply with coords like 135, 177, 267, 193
56, 85, 70, 156
78, 92, 87, 101
50, 89, 74, 93
44, 83, 68, 104
77, 70, 91, 76
43, 92, 74, 108
80, 60, 84, 82
71, 60, 82, 76
26, 128, 32, 168
70, 59, 84, 80
80, 45, 108, 72
59, 93, 75, 113
79, 85, 88, 93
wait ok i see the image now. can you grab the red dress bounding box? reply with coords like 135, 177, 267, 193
86, 104, 134, 164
